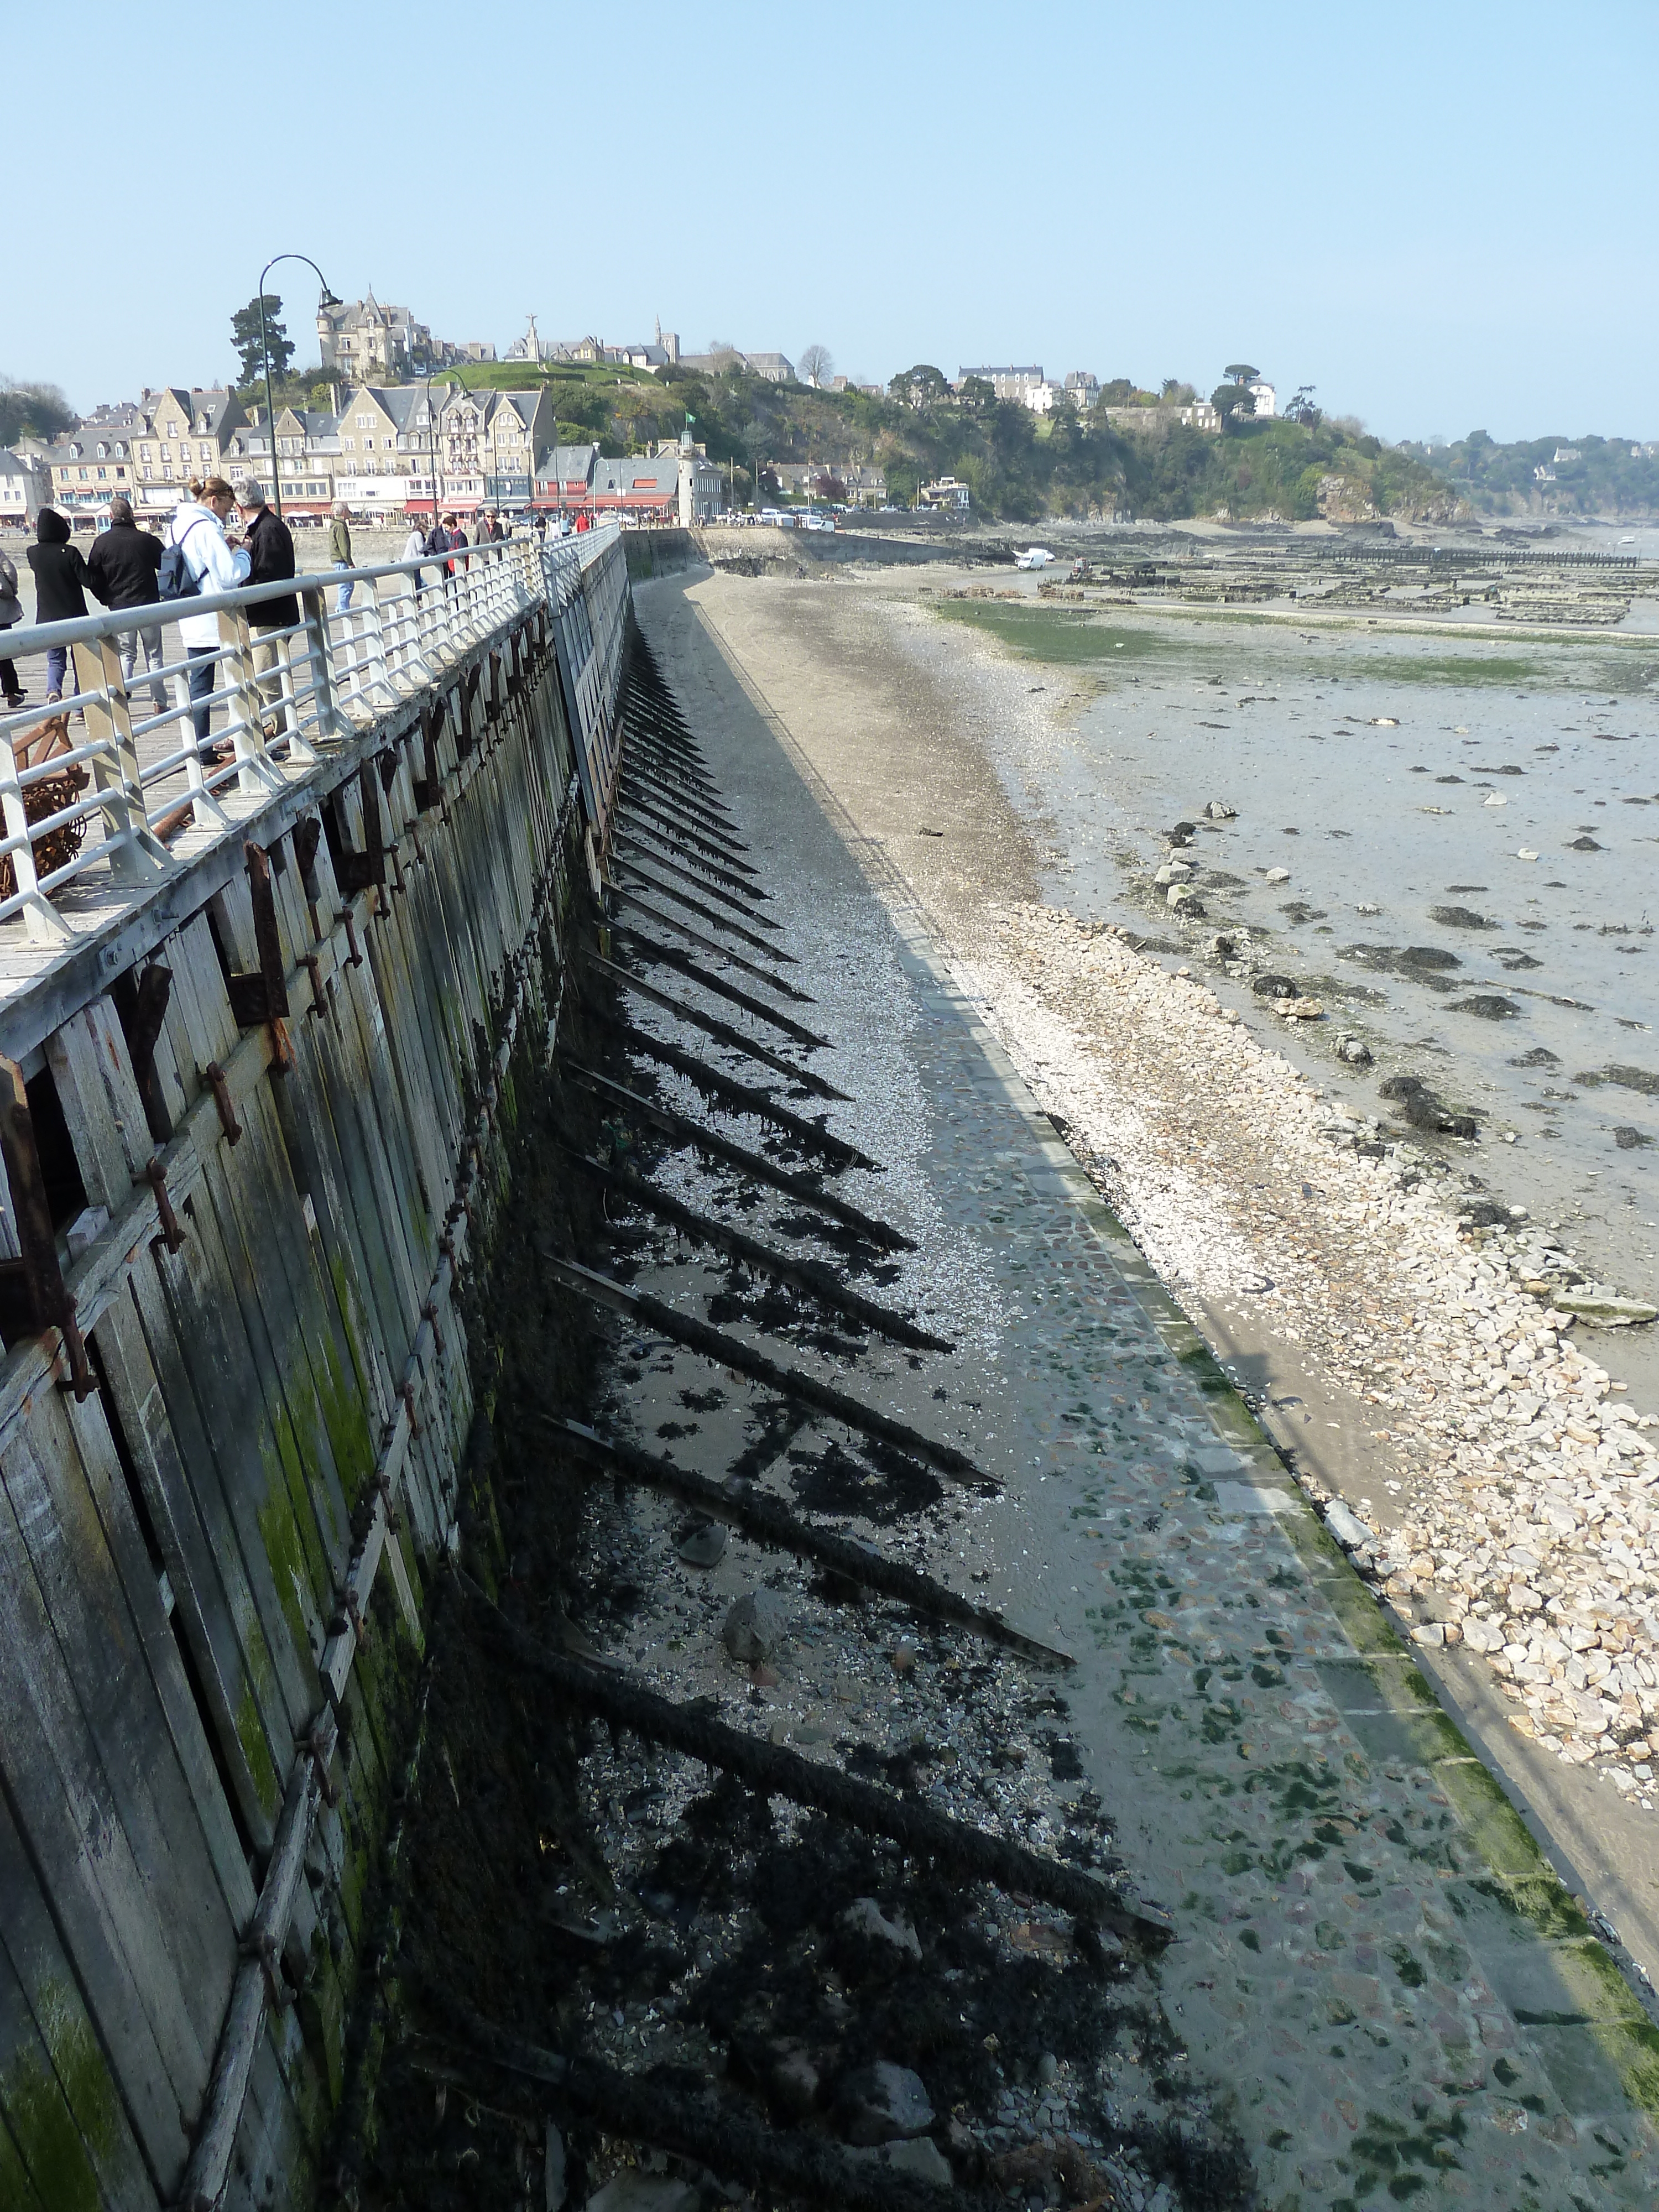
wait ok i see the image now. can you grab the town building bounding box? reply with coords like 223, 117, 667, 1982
919, 476, 971, 510
1246, 378, 1277, 419
677, 349, 797, 383
0, 448, 47, 526
232, 406, 341, 519
531, 433, 723, 526
316, 291, 461, 377
1063, 372, 1100, 409
508, 317, 681, 372
769, 462, 886, 507
1100, 400, 1219, 437
958, 366, 1047, 408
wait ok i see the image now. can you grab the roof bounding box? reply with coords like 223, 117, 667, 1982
534, 445, 599, 485
150, 387, 242, 436
594, 454, 676, 495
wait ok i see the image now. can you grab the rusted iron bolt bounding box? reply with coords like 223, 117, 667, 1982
202, 1063, 243, 1146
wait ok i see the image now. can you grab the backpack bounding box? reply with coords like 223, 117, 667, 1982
158, 517, 209, 602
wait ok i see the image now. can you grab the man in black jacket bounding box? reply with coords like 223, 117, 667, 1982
234, 483, 298, 739
25, 509, 92, 702
87, 497, 166, 719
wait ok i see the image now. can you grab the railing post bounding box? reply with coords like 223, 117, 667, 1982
0, 724, 71, 945
216, 611, 283, 799
72, 634, 171, 880
362, 576, 394, 710
299, 585, 345, 747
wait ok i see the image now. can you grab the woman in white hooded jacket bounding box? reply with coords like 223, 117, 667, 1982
166, 476, 251, 747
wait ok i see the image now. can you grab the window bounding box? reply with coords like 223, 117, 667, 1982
160, 444, 171, 461
343, 437, 355, 450
96, 442, 108, 458
140, 445, 152, 462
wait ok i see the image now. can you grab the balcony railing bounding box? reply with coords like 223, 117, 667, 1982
0, 522, 617, 947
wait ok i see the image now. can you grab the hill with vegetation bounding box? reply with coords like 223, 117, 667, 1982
1395, 430, 1659, 517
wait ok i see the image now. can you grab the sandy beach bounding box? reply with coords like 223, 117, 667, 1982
640, 560, 1659, 1954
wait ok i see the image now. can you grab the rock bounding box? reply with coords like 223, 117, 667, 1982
1251, 973, 1298, 1000
839, 1897, 922, 1959
1430, 906, 1495, 931
1614, 1126, 1648, 1150
845, 2138, 954, 2187
1169, 819, 1198, 844
1325, 1500, 1371, 1552
1398, 945, 1461, 971
1153, 861, 1193, 887
1036, 2052, 1059, 2086
1552, 1292, 1657, 1327
1337, 1035, 1374, 1066
1518, 848, 1539, 861
722, 1590, 790, 1660
547, 2122, 567, 2211
1450, 995, 1520, 1020
585, 2178, 696, 2212
1568, 836, 1603, 851
1275, 997, 1323, 1020
835, 2060, 936, 2145
676, 1519, 727, 1568
1167, 885, 1204, 913
1483, 792, 1508, 807
1511, 1047, 1559, 1068
1206, 799, 1237, 819
765, 2041, 822, 2117
1265, 865, 1292, 884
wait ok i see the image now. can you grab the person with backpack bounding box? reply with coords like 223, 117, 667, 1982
87, 497, 166, 720
161, 477, 249, 748
26, 510, 93, 703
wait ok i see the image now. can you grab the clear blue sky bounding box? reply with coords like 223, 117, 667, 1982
13, 1, 1658, 445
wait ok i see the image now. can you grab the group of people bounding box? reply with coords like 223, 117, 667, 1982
3, 476, 298, 746
0, 492, 522, 747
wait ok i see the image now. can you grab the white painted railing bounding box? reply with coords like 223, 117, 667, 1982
0, 522, 619, 945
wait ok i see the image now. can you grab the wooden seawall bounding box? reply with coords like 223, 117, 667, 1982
0, 529, 635, 2209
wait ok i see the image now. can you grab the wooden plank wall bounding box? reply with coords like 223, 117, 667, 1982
0, 547, 615, 2209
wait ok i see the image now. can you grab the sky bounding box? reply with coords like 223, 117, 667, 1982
11, 1, 1659, 446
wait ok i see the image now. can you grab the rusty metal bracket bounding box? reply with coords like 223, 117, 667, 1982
400, 1379, 420, 1438
422, 1299, 445, 1358
225, 844, 291, 1029
202, 1062, 243, 1146
292, 815, 323, 903
337, 908, 364, 969
455, 666, 481, 759
300, 956, 327, 1021
389, 844, 406, 897
332, 761, 386, 896
141, 1157, 185, 1253
296, 1726, 341, 1809
111, 961, 175, 1145
0, 1055, 95, 1399
376, 1472, 403, 1535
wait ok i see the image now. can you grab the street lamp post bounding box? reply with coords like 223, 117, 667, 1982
257, 254, 340, 520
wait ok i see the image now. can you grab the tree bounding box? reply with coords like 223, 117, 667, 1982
231, 294, 293, 388
799, 343, 833, 388
958, 375, 995, 414
1210, 383, 1256, 431
810, 471, 847, 503
1223, 363, 1260, 386
891, 364, 948, 416
0, 377, 75, 447
1284, 384, 1322, 427
740, 418, 771, 504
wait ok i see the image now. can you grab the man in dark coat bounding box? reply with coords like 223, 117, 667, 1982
25, 510, 92, 701
87, 497, 166, 719
235, 483, 299, 739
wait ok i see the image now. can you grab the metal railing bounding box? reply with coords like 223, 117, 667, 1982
0, 521, 618, 945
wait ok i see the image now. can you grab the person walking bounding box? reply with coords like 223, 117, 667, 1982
86, 497, 166, 720
165, 477, 250, 752
0, 545, 24, 707
400, 518, 426, 595
330, 502, 354, 612
234, 483, 298, 740
25, 510, 92, 703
